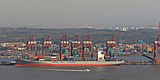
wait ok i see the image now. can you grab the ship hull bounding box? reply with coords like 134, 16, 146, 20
15, 60, 124, 67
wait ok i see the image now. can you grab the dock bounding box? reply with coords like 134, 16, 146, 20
0, 56, 18, 59
0, 62, 16, 65
122, 61, 160, 65
0, 56, 17, 65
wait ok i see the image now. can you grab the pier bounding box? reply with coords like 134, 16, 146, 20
0, 56, 17, 65
142, 54, 154, 60
122, 61, 160, 65
0, 61, 16, 65
0, 56, 18, 59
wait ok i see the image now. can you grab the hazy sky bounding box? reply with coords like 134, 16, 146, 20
0, 0, 160, 27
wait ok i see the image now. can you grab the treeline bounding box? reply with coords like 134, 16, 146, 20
0, 27, 158, 44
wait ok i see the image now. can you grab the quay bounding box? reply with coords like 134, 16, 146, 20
0, 56, 18, 59
0, 56, 17, 65
0, 62, 16, 65
122, 61, 160, 65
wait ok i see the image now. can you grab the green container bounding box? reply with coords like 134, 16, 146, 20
118, 52, 123, 54
65, 50, 68, 53
45, 57, 51, 61
85, 48, 89, 52
24, 56, 29, 60
56, 56, 59, 61
110, 49, 114, 53
74, 51, 78, 55
85, 48, 90, 54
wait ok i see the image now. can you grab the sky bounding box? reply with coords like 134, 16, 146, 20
0, 0, 160, 27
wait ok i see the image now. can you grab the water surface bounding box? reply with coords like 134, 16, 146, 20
0, 65, 160, 80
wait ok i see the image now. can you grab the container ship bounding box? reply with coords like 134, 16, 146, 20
15, 50, 124, 67
15, 34, 124, 67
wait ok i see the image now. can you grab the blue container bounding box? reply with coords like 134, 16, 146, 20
69, 58, 74, 61
105, 57, 110, 61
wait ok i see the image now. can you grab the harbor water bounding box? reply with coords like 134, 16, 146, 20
0, 65, 160, 80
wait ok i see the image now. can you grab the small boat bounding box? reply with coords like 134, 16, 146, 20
43, 68, 90, 72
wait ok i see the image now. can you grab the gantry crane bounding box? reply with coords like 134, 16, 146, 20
82, 35, 93, 60
27, 35, 36, 51
106, 35, 117, 61
70, 35, 81, 60
42, 35, 52, 52
59, 35, 70, 60
154, 22, 160, 63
